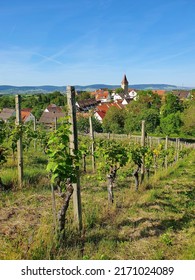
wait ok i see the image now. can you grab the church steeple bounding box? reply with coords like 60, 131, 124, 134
121, 74, 129, 95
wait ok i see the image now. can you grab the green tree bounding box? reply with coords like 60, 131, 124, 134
103, 106, 125, 133
181, 101, 195, 136
76, 91, 91, 101
160, 112, 183, 136
142, 108, 160, 133
161, 93, 183, 117
77, 115, 103, 133
115, 88, 124, 94
137, 90, 161, 110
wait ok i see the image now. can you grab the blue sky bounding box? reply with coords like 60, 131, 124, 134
0, 0, 195, 86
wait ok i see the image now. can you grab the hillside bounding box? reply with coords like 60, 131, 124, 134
0, 148, 194, 260
0, 83, 189, 95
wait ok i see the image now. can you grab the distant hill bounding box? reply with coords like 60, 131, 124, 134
0, 84, 192, 94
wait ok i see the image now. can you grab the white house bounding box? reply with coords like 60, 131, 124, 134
94, 111, 106, 123
129, 90, 137, 100
112, 93, 123, 101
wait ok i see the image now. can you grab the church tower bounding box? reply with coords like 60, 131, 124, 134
121, 74, 129, 96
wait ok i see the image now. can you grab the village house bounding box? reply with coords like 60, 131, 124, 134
90, 89, 112, 103
39, 104, 65, 128
21, 108, 35, 123
121, 97, 132, 105
172, 90, 191, 100
94, 102, 124, 123
95, 90, 111, 103
94, 110, 106, 123
0, 108, 15, 122
152, 90, 166, 97
75, 98, 99, 112
128, 89, 138, 100
44, 103, 63, 113
112, 92, 123, 101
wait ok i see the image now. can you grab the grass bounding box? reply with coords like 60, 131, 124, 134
0, 147, 194, 260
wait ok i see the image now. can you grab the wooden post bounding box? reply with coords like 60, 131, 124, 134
33, 116, 37, 150
175, 138, 179, 162
89, 116, 95, 172
149, 137, 152, 148
165, 135, 168, 169
54, 116, 57, 131
176, 138, 180, 161
141, 120, 145, 183
51, 183, 57, 233
15, 95, 23, 188
66, 86, 82, 231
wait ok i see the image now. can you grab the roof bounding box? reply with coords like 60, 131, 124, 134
96, 103, 111, 113
76, 98, 98, 108
152, 90, 166, 96
110, 102, 124, 109
122, 97, 132, 104
95, 110, 106, 120
121, 74, 128, 85
95, 91, 109, 101
46, 104, 63, 113
96, 102, 124, 114
39, 111, 65, 124
0, 108, 15, 121
21, 111, 31, 122
172, 90, 191, 99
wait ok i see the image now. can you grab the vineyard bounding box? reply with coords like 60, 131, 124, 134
0, 91, 195, 260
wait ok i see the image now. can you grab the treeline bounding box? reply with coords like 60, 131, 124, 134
0, 90, 194, 138
0, 91, 67, 119
102, 90, 195, 138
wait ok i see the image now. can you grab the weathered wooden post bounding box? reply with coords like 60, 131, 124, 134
175, 138, 179, 162
89, 116, 95, 172
149, 136, 152, 148
15, 95, 23, 188
140, 120, 145, 183
176, 138, 180, 161
165, 135, 168, 169
66, 86, 82, 231
54, 116, 57, 131
51, 183, 57, 233
33, 116, 37, 150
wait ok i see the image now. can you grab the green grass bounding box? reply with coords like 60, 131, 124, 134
0, 147, 194, 260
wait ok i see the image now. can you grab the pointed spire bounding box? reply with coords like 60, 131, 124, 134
121, 74, 128, 85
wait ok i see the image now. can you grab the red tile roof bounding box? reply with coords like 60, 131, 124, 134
21, 111, 31, 122
95, 110, 106, 119
152, 90, 166, 96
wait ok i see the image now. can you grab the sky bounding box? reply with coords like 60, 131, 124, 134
0, 0, 195, 87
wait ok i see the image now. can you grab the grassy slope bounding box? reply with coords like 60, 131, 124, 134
0, 150, 194, 260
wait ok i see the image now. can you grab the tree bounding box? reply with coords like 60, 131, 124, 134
160, 112, 183, 136
137, 90, 161, 110
77, 115, 102, 133
115, 88, 124, 94
76, 91, 91, 101
77, 115, 89, 133
124, 91, 161, 134
103, 106, 125, 133
142, 108, 160, 133
161, 93, 183, 117
181, 101, 195, 136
